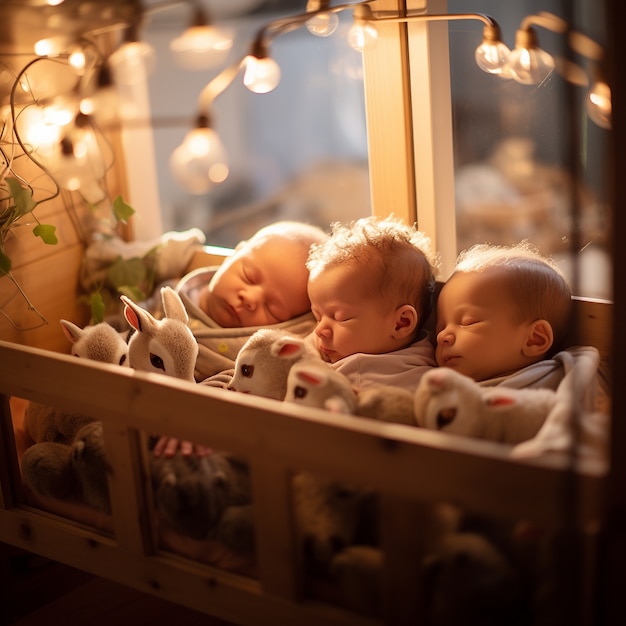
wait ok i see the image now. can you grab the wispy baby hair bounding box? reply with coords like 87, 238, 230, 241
306, 215, 439, 323
455, 241, 572, 348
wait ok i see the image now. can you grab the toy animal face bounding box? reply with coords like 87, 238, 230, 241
229, 329, 307, 400
60, 320, 130, 367
285, 360, 356, 413
122, 287, 199, 382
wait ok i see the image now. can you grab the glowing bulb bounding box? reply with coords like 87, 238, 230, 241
243, 55, 281, 94
505, 28, 555, 85
48, 134, 105, 202
305, 1, 339, 37
108, 41, 155, 85
170, 25, 233, 70
68, 46, 87, 73
170, 126, 229, 194
16, 105, 62, 155
347, 22, 378, 52
587, 81, 611, 129
42, 93, 79, 127
475, 36, 512, 76
34, 35, 69, 56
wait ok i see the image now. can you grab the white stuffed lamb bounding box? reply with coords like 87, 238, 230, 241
414, 367, 555, 444
60, 319, 130, 367
122, 285, 198, 381
285, 358, 358, 414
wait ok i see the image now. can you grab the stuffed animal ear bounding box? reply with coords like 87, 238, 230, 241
161, 286, 189, 324
121, 295, 154, 333
295, 369, 326, 387
60, 319, 84, 344
273, 336, 306, 359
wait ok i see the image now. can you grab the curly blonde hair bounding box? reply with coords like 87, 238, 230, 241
306, 215, 439, 323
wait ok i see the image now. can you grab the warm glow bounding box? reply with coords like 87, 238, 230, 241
170, 25, 233, 70
170, 127, 229, 194
108, 41, 155, 85
34, 36, 69, 56
587, 81, 612, 129
505, 46, 555, 84
475, 40, 512, 76
243, 55, 281, 94
305, 0, 339, 37
347, 22, 378, 52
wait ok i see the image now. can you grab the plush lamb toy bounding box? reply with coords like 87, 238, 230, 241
284, 356, 416, 425
414, 367, 555, 444
228, 328, 314, 400
60, 318, 130, 366
285, 358, 358, 414
21, 286, 200, 513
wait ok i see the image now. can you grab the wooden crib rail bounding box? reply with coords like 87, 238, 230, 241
0, 336, 608, 625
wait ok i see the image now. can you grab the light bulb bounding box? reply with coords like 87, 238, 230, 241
48, 133, 105, 202
42, 92, 79, 127
347, 22, 378, 52
243, 55, 281, 94
305, 0, 339, 37
505, 28, 555, 85
587, 81, 611, 129
68, 45, 87, 73
16, 105, 62, 155
108, 41, 155, 86
170, 25, 233, 70
475, 26, 511, 77
170, 126, 229, 194
34, 35, 70, 56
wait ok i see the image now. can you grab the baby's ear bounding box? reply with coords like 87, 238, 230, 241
523, 319, 554, 357
392, 305, 418, 338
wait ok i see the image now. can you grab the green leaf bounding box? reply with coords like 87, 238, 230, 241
32, 223, 58, 245
6, 177, 36, 217
113, 195, 136, 223
117, 285, 146, 302
107, 256, 147, 291
90, 291, 105, 323
0, 248, 11, 274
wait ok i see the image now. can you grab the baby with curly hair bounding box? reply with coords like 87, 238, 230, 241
305, 214, 439, 392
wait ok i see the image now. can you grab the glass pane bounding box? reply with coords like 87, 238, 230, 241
144, 3, 371, 248
448, 0, 611, 300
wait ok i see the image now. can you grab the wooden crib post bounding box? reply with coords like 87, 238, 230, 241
0, 395, 22, 510
249, 456, 303, 600
379, 496, 437, 625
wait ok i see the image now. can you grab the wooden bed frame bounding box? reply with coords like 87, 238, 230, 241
0, 280, 613, 626
1, 2, 622, 623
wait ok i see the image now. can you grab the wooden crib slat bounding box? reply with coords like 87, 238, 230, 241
249, 456, 302, 600
0, 394, 21, 510
102, 423, 155, 555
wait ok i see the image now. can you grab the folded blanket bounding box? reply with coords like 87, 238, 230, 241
508, 346, 610, 473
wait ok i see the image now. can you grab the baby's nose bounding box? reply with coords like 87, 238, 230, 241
437, 328, 453, 345
240, 285, 262, 311
315, 320, 330, 337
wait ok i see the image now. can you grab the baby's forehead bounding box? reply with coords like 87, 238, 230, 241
439, 269, 513, 305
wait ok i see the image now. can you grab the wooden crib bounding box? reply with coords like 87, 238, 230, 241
0, 279, 615, 626
1, 1, 624, 623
